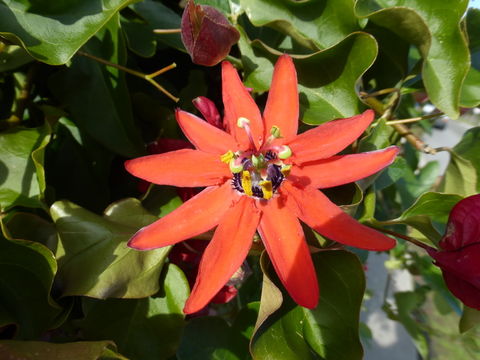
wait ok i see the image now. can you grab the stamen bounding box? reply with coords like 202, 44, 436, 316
241, 171, 253, 196
251, 153, 266, 169
264, 125, 282, 147
278, 145, 292, 159
220, 150, 235, 163
281, 164, 292, 177
237, 117, 257, 150
270, 126, 282, 138
259, 180, 273, 200
229, 159, 244, 173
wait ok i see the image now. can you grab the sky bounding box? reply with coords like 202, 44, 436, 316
471, 0, 480, 8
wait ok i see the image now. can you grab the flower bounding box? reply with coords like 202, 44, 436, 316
181, 0, 240, 66
426, 194, 480, 309
125, 54, 398, 313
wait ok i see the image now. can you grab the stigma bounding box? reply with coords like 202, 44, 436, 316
221, 120, 292, 200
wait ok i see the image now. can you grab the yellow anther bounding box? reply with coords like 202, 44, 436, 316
281, 164, 292, 177
241, 171, 253, 196
237, 117, 250, 128
259, 180, 273, 200
220, 150, 235, 163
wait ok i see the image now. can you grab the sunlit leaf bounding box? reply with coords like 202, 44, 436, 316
0, 125, 49, 211
50, 198, 169, 299
0, 0, 138, 65
240, 0, 359, 50
239, 31, 378, 124
441, 128, 480, 196
251, 251, 365, 360
355, 0, 470, 118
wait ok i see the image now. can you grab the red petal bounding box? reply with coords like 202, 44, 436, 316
128, 182, 239, 250
176, 109, 237, 154
287, 110, 375, 164
283, 182, 395, 251
290, 146, 399, 189
222, 61, 264, 150
258, 196, 319, 309
263, 55, 298, 142
429, 245, 480, 285
184, 197, 260, 313
429, 244, 480, 309
125, 149, 230, 187
439, 194, 480, 251
443, 270, 480, 310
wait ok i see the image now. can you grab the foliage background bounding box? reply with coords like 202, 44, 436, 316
1, 0, 480, 359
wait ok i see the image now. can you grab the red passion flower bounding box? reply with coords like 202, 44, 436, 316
125, 55, 398, 313
427, 194, 480, 309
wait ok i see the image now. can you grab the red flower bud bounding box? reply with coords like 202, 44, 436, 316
427, 194, 480, 309
181, 0, 240, 66
193, 96, 222, 129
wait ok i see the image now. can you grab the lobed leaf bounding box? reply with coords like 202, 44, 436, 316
355, 0, 470, 118
50, 198, 170, 299
251, 251, 365, 360
0, 0, 138, 65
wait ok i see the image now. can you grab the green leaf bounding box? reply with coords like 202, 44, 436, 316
0, 125, 49, 211
240, 0, 360, 50
441, 127, 480, 196
359, 118, 396, 151
377, 192, 463, 245
460, 9, 480, 108
122, 19, 156, 58
355, 0, 470, 118
141, 186, 183, 218
396, 160, 440, 209
45, 117, 114, 213
460, 67, 480, 108
131, 0, 184, 51
251, 251, 364, 360
0, 0, 137, 65
80, 264, 188, 360
0, 234, 62, 338
239, 31, 378, 124
177, 317, 246, 360
460, 306, 480, 334
374, 157, 409, 191
5, 212, 57, 252
50, 198, 169, 299
399, 192, 462, 223
363, 24, 410, 89
48, 14, 144, 158
0, 45, 33, 72
0, 340, 126, 360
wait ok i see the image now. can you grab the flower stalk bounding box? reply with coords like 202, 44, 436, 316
77, 50, 179, 102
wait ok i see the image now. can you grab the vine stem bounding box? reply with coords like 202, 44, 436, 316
385, 112, 444, 125
368, 224, 433, 251
77, 50, 179, 102
153, 28, 182, 34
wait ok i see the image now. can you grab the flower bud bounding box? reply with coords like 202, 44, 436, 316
181, 0, 240, 66
193, 96, 222, 129
427, 194, 480, 310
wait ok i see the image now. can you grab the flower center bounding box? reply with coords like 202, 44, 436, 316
221, 119, 292, 200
